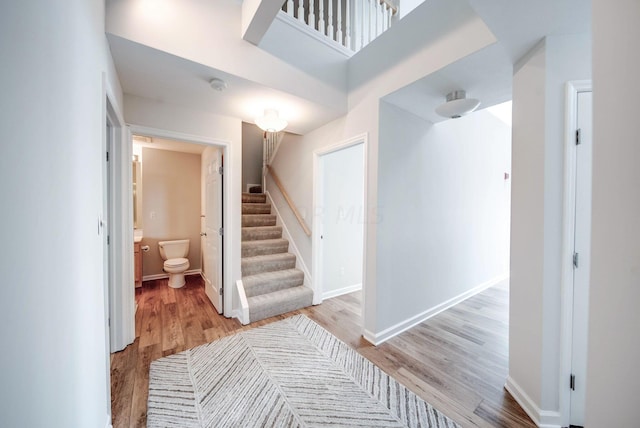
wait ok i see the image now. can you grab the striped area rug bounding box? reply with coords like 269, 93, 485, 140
147, 315, 460, 427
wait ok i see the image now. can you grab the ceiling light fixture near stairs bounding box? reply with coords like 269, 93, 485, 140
435, 90, 480, 119
255, 109, 288, 132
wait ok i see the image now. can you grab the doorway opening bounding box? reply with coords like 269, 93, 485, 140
130, 132, 225, 314
560, 80, 593, 428
312, 134, 368, 329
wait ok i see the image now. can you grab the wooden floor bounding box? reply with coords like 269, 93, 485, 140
111, 276, 535, 428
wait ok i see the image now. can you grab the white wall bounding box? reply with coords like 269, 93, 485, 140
0, 1, 123, 426
509, 40, 546, 410
508, 34, 592, 423
321, 144, 365, 297
586, 1, 640, 426
124, 95, 243, 316
268, 0, 497, 335
399, 0, 426, 19
376, 101, 511, 333
106, 0, 346, 111
269, 104, 379, 330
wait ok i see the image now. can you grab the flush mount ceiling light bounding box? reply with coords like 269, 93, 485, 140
209, 77, 228, 92
435, 90, 480, 119
255, 109, 288, 132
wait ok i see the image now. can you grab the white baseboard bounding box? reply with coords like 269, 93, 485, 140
105, 415, 113, 428
505, 376, 562, 428
142, 269, 202, 282
363, 273, 508, 346
323, 283, 362, 300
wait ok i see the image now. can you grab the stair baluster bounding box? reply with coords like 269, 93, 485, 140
318, 0, 325, 35
336, 0, 343, 45
345, 0, 351, 49
327, 0, 334, 40
309, 0, 316, 29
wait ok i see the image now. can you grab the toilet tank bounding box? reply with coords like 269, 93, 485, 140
158, 239, 190, 260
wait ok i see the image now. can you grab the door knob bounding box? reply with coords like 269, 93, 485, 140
200, 232, 207, 237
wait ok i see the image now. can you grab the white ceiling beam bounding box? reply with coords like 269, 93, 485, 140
242, 0, 283, 45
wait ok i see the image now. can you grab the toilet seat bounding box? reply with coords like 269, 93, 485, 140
164, 257, 189, 269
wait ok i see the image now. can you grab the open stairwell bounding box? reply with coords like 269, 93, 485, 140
240, 192, 313, 323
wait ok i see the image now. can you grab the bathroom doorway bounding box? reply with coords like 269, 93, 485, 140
128, 127, 229, 314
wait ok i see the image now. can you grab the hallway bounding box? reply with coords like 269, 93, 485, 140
110, 277, 533, 427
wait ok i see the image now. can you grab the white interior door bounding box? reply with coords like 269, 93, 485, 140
570, 90, 593, 427
319, 144, 365, 299
202, 147, 223, 313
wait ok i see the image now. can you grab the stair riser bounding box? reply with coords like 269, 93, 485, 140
242, 215, 276, 227
242, 257, 296, 276
243, 271, 304, 297
242, 242, 289, 257
242, 193, 266, 203
242, 227, 282, 241
248, 287, 314, 323
242, 204, 271, 214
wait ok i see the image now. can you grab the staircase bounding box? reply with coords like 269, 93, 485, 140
240, 192, 313, 323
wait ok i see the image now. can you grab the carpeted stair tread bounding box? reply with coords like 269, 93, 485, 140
243, 269, 304, 297
242, 214, 277, 227
248, 286, 313, 323
242, 226, 282, 241
242, 238, 289, 257
242, 193, 266, 203
242, 253, 296, 276
242, 203, 271, 214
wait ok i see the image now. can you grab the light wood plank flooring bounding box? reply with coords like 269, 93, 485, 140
111, 276, 534, 427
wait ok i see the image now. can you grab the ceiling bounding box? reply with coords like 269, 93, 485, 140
107, 35, 344, 135
108, 0, 591, 130
384, 0, 591, 123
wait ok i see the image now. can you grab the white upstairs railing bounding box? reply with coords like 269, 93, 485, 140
282, 0, 397, 52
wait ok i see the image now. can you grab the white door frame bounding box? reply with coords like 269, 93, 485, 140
105, 93, 135, 353
128, 125, 235, 318
312, 133, 368, 323
559, 80, 592, 426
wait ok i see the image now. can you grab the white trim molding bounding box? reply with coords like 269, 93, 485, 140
105, 90, 134, 354
323, 283, 362, 300
363, 273, 508, 345
559, 79, 592, 427
505, 377, 562, 428
235, 279, 250, 325
128, 125, 238, 319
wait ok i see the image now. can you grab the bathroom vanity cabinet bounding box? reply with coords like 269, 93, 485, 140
134, 241, 142, 288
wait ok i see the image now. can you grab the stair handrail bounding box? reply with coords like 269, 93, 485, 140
266, 165, 312, 237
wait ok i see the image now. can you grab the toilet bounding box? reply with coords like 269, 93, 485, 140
158, 239, 190, 288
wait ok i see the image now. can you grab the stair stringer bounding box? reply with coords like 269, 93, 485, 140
235, 279, 250, 325
264, 191, 316, 304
